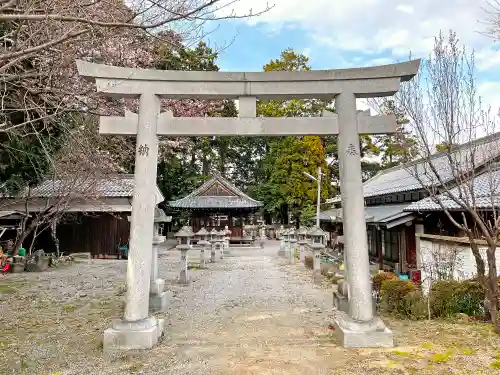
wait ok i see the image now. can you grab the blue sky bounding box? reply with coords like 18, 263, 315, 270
207, 0, 500, 113
207, 20, 396, 72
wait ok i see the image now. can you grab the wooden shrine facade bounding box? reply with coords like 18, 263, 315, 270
168, 174, 262, 238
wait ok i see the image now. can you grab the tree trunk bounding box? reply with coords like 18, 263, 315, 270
13, 216, 45, 256
202, 155, 210, 176
469, 237, 487, 284
486, 245, 500, 334
14, 229, 31, 256
51, 217, 60, 257
28, 225, 39, 255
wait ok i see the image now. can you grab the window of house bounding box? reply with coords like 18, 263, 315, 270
367, 227, 377, 256
382, 230, 399, 262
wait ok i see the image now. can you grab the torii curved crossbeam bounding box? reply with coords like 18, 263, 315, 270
76, 59, 420, 99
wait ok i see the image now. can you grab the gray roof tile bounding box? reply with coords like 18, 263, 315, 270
169, 174, 262, 209
404, 167, 500, 211
362, 133, 500, 198
316, 203, 412, 223
1, 175, 138, 198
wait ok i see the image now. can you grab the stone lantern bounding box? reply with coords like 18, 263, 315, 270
149, 207, 172, 312
296, 227, 308, 263
209, 228, 218, 242
195, 228, 209, 268
309, 227, 326, 283
216, 230, 225, 259
223, 226, 231, 255
287, 228, 297, 264
278, 228, 289, 257
175, 227, 192, 284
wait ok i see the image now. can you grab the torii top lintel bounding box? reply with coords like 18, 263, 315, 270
75, 59, 421, 100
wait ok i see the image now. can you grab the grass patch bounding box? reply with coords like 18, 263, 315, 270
421, 343, 433, 349
459, 347, 477, 355
0, 284, 17, 294
429, 350, 455, 363
391, 350, 421, 359
490, 361, 500, 369
63, 304, 77, 312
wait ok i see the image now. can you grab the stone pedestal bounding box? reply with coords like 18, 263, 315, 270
199, 240, 209, 268
210, 243, 216, 263
223, 237, 231, 256
199, 248, 206, 268
103, 316, 165, 352
149, 279, 172, 312
311, 243, 323, 284
283, 240, 291, 258
149, 236, 171, 312
298, 241, 306, 263
178, 245, 190, 284
333, 291, 349, 313
217, 241, 224, 259
330, 311, 393, 348
289, 239, 297, 264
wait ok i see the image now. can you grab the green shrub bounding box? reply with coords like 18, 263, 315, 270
430, 280, 484, 318
320, 262, 336, 276
304, 256, 313, 269
380, 279, 416, 314
372, 271, 398, 292
400, 291, 428, 320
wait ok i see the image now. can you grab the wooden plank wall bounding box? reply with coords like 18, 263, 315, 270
57, 213, 130, 256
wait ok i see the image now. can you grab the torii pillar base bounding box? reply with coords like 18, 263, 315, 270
103, 316, 165, 352
330, 311, 393, 348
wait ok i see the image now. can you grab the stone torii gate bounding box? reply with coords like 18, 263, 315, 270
76, 59, 420, 351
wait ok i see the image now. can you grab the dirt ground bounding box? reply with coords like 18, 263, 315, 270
0, 242, 499, 375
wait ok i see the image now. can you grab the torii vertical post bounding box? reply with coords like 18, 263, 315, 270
77, 59, 420, 351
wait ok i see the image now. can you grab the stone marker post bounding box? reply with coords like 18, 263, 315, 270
280, 229, 289, 258
196, 228, 209, 269
310, 227, 325, 284
223, 226, 231, 256
216, 231, 224, 259
278, 225, 285, 254
149, 209, 173, 312
288, 228, 297, 264
297, 227, 308, 263
175, 228, 191, 284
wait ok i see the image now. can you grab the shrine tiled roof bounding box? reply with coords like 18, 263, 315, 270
168, 174, 263, 209
404, 167, 500, 212
1, 174, 164, 201
358, 132, 500, 199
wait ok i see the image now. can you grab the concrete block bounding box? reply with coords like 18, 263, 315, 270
333, 292, 349, 313
179, 269, 189, 284
149, 291, 173, 312
330, 312, 393, 348
103, 317, 164, 352
312, 270, 322, 284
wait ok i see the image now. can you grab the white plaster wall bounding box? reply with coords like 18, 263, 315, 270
419, 239, 500, 293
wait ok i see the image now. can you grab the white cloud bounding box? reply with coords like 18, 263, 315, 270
220, 0, 492, 59
217, 0, 500, 115
396, 4, 414, 14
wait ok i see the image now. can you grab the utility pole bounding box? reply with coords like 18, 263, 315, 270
303, 166, 323, 228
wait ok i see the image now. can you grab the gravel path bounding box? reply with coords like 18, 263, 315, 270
0, 241, 341, 375
2, 241, 499, 375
